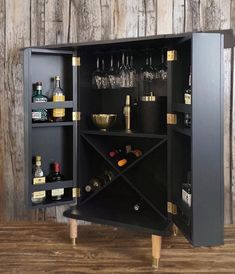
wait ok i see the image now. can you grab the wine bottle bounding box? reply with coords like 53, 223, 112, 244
117, 149, 142, 167
85, 176, 105, 193
47, 162, 64, 201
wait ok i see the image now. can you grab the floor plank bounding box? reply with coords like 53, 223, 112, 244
0, 222, 234, 273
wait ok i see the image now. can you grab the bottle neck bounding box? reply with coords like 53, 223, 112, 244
55, 79, 61, 89
122, 53, 125, 65
96, 57, 100, 69
36, 90, 42, 95
188, 73, 192, 87
110, 56, 114, 70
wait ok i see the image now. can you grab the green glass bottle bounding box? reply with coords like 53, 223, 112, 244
32, 82, 48, 122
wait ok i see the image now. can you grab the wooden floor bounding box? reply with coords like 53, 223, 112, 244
0, 223, 234, 273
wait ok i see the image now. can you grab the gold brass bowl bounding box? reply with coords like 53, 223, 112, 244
91, 114, 117, 131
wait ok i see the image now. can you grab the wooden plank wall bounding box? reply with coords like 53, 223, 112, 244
0, 0, 234, 224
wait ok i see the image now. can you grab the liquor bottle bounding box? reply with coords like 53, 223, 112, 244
52, 76, 65, 122
118, 149, 143, 167
123, 94, 131, 132
184, 70, 192, 105
182, 171, 192, 207
32, 155, 46, 204
32, 82, 48, 122
47, 162, 64, 201
184, 113, 191, 128
85, 176, 105, 193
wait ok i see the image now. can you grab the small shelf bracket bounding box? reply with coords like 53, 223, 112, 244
167, 113, 177, 125
72, 187, 81, 198
167, 202, 177, 215
72, 111, 81, 121
72, 57, 80, 67
167, 50, 177, 61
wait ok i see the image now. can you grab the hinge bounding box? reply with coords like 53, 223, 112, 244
167, 113, 177, 125
167, 50, 177, 61
72, 187, 80, 198
72, 111, 81, 121
167, 202, 177, 215
72, 57, 80, 66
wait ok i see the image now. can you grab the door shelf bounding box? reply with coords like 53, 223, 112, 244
31, 180, 74, 191
173, 103, 192, 113
82, 130, 167, 139
31, 101, 73, 109
32, 122, 73, 128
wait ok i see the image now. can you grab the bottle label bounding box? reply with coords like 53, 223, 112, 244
184, 94, 191, 105
32, 191, 46, 199
53, 95, 65, 118
32, 111, 42, 119
52, 188, 64, 197
33, 177, 46, 185
182, 189, 191, 207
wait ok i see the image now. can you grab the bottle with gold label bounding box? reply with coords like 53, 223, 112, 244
52, 76, 65, 122
32, 156, 46, 204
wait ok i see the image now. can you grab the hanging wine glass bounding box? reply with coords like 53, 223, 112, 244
119, 52, 128, 88
107, 55, 117, 89
115, 59, 121, 88
140, 53, 154, 95
101, 58, 110, 89
156, 49, 167, 81
92, 57, 102, 89
129, 55, 136, 88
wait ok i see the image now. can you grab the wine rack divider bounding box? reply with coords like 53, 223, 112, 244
80, 134, 168, 216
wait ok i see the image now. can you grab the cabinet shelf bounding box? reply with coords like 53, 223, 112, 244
31, 180, 74, 191
31, 101, 73, 109
32, 122, 73, 128
173, 103, 192, 113
82, 130, 167, 139
64, 202, 171, 236
172, 126, 191, 136
32, 196, 75, 209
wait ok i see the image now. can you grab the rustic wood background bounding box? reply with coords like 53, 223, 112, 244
0, 0, 234, 224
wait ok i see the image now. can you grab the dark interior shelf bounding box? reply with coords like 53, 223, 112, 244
176, 198, 191, 219
92, 87, 135, 92
32, 196, 75, 209
31, 180, 74, 191
32, 122, 73, 127
173, 103, 192, 113
82, 130, 167, 139
31, 101, 73, 109
172, 126, 191, 136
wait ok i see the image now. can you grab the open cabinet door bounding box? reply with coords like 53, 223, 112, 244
167, 33, 224, 246
24, 48, 79, 208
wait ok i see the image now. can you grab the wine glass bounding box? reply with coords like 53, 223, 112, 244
129, 55, 136, 88
107, 55, 117, 89
101, 58, 110, 89
92, 57, 102, 89
119, 52, 128, 88
156, 50, 167, 81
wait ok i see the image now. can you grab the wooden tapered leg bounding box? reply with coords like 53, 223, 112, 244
172, 224, 178, 236
69, 219, 77, 245
152, 235, 162, 269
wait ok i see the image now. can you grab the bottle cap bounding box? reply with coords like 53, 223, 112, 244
54, 162, 60, 172
118, 159, 127, 167
131, 149, 142, 157
35, 156, 41, 161
55, 75, 60, 81
141, 92, 156, 102
85, 185, 92, 192
36, 82, 42, 86
109, 151, 117, 158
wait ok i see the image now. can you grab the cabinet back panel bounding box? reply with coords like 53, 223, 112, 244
31, 53, 73, 100
32, 127, 73, 180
